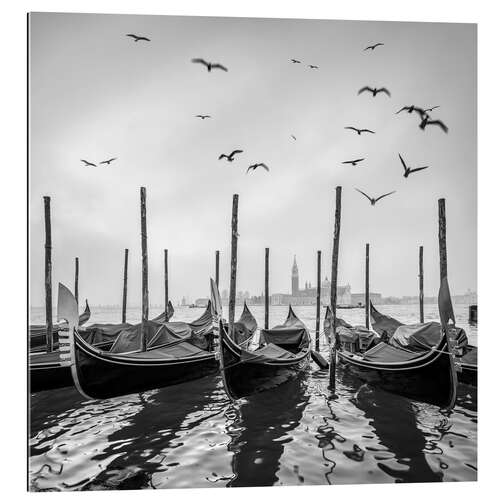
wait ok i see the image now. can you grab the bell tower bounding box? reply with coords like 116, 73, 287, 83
291, 255, 299, 295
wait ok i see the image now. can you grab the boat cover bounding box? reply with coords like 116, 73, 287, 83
122, 341, 205, 359
337, 325, 374, 343
233, 302, 258, 345
460, 345, 477, 365
261, 306, 308, 347
362, 341, 424, 363
80, 322, 133, 344
370, 302, 403, 338
323, 306, 352, 341
240, 343, 296, 363
108, 321, 164, 353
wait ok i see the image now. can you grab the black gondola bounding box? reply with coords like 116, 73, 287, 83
370, 302, 477, 387
219, 305, 311, 400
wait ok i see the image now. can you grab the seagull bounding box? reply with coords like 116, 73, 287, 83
342, 158, 365, 166
419, 115, 449, 133
191, 58, 228, 72
218, 150, 243, 162
126, 34, 150, 42
396, 105, 422, 114
195, 114, 211, 119
291, 135, 297, 141
81, 160, 97, 167
308, 64, 319, 69
247, 163, 269, 173
356, 188, 396, 206
364, 42, 384, 51
291, 59, 301, 64
344, 127, 375, 135
398, 154, 429, 178
358, 86, 391, 97
100, 158, 117, 165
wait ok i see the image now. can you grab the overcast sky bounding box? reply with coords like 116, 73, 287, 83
29, 13, 476, 307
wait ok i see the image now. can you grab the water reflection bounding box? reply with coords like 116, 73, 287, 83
225, 375, 310, 487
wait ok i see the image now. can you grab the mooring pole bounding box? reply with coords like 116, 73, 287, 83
265, 247, 269, 330
419, 245, 424, 323
121, 248, 129, 324
365, 243, 370, 329
215, 250, 220, 288
329, 186, 342, 389
73, 257, 79, 308
43, 196, 53, 353
164, 249, 169, 322
140, 187, 149, 351
438, 200, 447, 284
228, 194, 239, 338
315, 250, 321, 350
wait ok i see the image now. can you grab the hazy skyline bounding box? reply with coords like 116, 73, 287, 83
29, 13, 476, 308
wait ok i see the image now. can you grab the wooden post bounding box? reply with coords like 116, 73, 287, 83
228, 194, 239, 337
140, 187, 149, 351
329, 186, 342, 389
438, 199, 447, 281
74, 257, 79, 308
215, 250, 220, 288
419, 246, 424, 323
264, 247, 269, 330
43, 196, 53, 353
121, 248, 129, 324
164, 249, 169, 322
365, 243, 370, 329
315, 250, 321, 350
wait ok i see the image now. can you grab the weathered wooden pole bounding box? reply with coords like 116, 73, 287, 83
438, 199, 447, 281
74, 257, 79, 307
315, 250, 321, 350
164, 249, 169, 321
43, 196, 53, 353
329, 186, 342, 389
264, 247, 269, 330
215, 250, 220, 288
140, 187, 149, 351
365, 243, 370, 329
419, 245, 424, 323
228, 194, 239, 337
121, 248, 129, 324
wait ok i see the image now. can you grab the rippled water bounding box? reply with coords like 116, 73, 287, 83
29, 304, 477, 490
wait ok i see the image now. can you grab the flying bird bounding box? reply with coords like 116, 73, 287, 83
358, 86, 391, 97
247, 163, 269, 173
218, 150, 243, 162
342, 158, 365, 166
80, 160, 97, 167
100, 158, 117, 165
419, 115, 449, 133
396, 105, 422, 114
356, 188, 396, 206
291, 59, 301, 64
126, 34, 150, 42
196, 114, 211, 119
398, 154, 429, 178
191, 58, 228, 72
344, 127, 375, 135
364, 42, 384, 51
308, 64, 319, 69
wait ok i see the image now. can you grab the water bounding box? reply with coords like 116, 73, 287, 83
29, 304, 477, 490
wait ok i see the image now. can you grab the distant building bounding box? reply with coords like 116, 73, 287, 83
350, 292, 382, 306
195, 298, 209, 307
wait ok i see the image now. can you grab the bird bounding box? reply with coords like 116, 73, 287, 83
195, 114, 211, 119
342, 158, 365, 166
191, 58, 228, 72
358, 86, 391, 97
396, 105, 422, 114
126, 34, 150, 42
100, 158, 117, 165
356, 188, 396, 206
364, 42, 384, 51
418, 115, 449, 133
247, 163, 269, 173
291, 135, 297, 141
398, 154, 429, 178
80, 160, 97, 167
218, 150, 243, 162
344, 127, 375, 135
291, 59, 301, 64
424, 105, 440, 113
308, 64, 319, 69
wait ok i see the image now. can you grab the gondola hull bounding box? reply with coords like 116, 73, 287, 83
29, 360, 72, 393
336, 336, 457, 408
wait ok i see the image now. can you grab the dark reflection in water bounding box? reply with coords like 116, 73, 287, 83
225, 375, 310, 487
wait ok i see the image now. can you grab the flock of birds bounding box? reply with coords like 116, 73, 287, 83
80, 33, 449, 207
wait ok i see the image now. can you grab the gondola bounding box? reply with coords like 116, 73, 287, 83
219, 305, 311, 400
29, 299, 91, 352
29, 300, 175, 394
57, 283, 224, 400
370, 302, 477, 387
327, 279, 459, 409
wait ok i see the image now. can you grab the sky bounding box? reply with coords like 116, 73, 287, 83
29, 13, 476, 307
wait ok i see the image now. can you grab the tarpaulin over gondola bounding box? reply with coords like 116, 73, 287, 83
109, 321, 163, 353
369, 302, 403, 338
233, 302, 258, 345
261, 306, 308, 347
